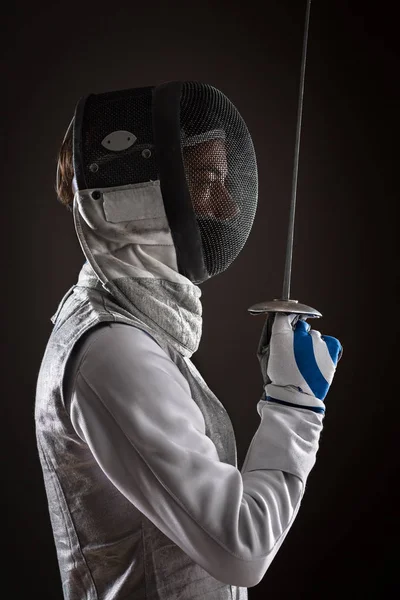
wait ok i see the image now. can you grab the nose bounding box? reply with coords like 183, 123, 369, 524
194, 182, 240, 220
213, 183, 240, 219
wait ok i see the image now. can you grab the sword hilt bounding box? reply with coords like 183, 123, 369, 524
248, 298, 321, 318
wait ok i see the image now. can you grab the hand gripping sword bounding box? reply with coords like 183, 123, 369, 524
248, 0, 322, 320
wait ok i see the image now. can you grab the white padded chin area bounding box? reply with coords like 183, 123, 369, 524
73, 180, 188, 284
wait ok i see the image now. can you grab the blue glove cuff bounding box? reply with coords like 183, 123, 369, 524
266, 395, 326, 414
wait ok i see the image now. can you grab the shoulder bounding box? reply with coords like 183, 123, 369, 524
64, 323, 188, 404
70, 322, 167, 374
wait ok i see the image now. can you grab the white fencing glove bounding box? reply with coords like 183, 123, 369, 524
257, 314, 343, 414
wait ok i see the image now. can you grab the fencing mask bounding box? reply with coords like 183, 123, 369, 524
70, 81, 258, 292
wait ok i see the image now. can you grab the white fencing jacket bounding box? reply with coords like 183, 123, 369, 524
35, 183, 325, 599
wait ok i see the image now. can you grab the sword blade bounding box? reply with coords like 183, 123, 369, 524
282, 0, 312, 300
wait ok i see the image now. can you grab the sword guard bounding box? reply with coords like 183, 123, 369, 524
248, 298, 322, 318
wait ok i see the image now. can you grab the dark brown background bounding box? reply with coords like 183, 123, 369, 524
2, 0, 398, 598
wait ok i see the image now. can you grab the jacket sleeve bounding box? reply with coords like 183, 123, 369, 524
67, 322, 324, 588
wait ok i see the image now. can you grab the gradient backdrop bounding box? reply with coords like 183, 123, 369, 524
3, 0, 398, 598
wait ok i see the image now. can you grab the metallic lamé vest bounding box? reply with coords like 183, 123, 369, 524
35, 278, 247, 600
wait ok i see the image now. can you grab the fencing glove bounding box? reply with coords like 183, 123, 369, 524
257, 314, 343, 414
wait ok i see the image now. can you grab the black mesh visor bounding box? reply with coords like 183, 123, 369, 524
73, 82, 257, 282
74, 86, 158, 189
180, 82, 258, 278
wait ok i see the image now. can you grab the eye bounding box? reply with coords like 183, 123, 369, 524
192, 169, 220, 182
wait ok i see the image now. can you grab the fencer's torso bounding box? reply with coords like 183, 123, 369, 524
35, 267, 324, 599
35, 279, 246, 600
